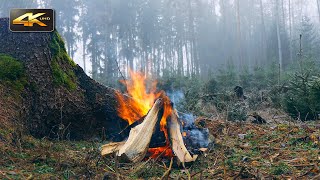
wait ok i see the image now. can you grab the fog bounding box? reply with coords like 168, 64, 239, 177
1, 0, 320, 85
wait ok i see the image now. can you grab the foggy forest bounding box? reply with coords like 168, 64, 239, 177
1, 0, 320, 179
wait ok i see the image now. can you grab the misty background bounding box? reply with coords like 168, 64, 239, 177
1, 0, 320, 86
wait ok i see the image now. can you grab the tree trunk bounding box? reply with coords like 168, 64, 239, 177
281, 0, 286, 28
236, 0, 243, 69
317, 0, 320, 23
288, 0, 293, 63
0, 18, 124, 140
82, 37, 86, 73
276, 0, 283, 76
259, 0, 267, 65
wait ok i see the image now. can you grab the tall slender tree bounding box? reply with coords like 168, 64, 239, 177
276, 0, 283, 75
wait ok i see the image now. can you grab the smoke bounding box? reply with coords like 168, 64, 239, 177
167, 90, 184, 105
189, 128, 209, 148
179, 112, 210, 149
167, 90, 211, 151
179, 113, 195, 128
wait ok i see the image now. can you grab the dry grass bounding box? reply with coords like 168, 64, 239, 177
1, 118, 319, 179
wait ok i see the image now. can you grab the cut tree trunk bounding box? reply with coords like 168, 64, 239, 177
117, 99, 163, 162
0, 18, 124, 140
168, 110, 197, 163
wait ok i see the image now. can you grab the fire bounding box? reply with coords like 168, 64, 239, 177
182, 132, 187, 137
116, 70, 161, 125
116, 70, 173, 158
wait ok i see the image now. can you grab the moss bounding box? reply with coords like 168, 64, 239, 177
50, 31, 77, 90
52, 61, 76, 90
50, 31, 76, 67
0, 54, 27, 92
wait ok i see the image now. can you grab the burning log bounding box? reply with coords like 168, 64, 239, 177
100, 71, 210, 164
116, 98, 163, 162
100, 98, 165, 159
168, 110, 197, 163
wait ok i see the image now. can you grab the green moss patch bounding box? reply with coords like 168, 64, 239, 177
52, 61, 77, 90
0, 54, 27, 92
50, 31, 77, 90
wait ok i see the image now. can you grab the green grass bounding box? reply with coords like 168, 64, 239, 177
271, 162, 291, 175
34, 164, 54, 174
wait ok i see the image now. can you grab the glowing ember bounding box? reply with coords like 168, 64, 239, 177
182, 132, 187, 137
116, 70, 174, 158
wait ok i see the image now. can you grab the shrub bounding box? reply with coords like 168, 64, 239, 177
203, 78, 218, 96
0, 54, 27, 91
282, 60, 320, 120
216, 59, 237, 90
283, 75, 320, 120
0, 54, 24, 81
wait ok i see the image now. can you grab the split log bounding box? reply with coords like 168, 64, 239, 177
116, 98, 163, 162
101, 142, 125, 156
168, 110, 197, 163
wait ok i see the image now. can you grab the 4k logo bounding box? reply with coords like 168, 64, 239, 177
10, 9, 54, 32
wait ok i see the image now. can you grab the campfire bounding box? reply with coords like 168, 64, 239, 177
101, 71, 209, 164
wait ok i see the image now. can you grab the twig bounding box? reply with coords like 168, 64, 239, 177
312, 173, 320, 180
105, 164, 115, 172
233, 167, 245, 180
0, 171, 12, 180
190, 170, 203, 178
102, 169, 129, 179
160, 157, 173, 180
114, 58, 127, 90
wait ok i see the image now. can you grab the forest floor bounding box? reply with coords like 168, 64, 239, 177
1, 117, 320, 179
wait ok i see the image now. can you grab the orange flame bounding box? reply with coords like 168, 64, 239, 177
182, 132, 187, 137
116, 70, 161, 125
116, 70, 173, 158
